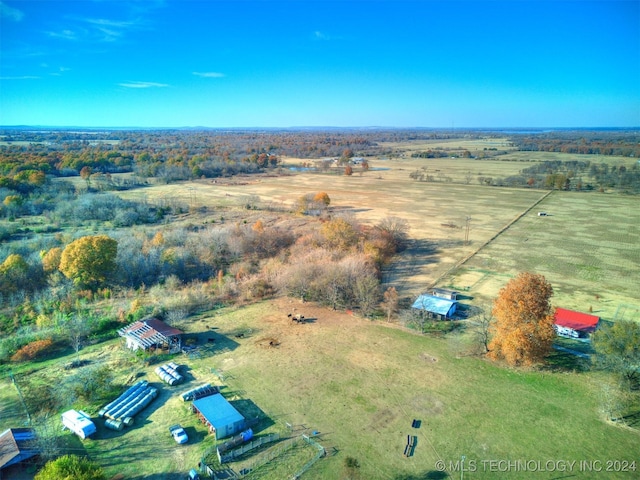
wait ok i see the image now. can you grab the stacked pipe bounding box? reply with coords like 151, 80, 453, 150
122, 387, 158, 426
98, 380, 158, 429
98, 380, 148, 418
104, 419, 124, 431
180, 383, 219, 402
154, 363, 184, 385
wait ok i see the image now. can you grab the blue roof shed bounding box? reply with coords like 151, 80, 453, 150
192, 394, 245, 439
0, 428, 39, 470
411, 294, 458, 319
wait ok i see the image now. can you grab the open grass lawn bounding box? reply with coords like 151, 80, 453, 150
6, 298, 637, 479
177, 300, 639, 479
0, 376, 29, 427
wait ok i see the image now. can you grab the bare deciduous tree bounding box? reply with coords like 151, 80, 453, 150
165, 308, 189, 326
353, 276, 379, 318
376, 216, 410, 251
66, 315, 90, 367
469, 304, 492, 355
381, 286, 399, 322
29, 413, 63, 465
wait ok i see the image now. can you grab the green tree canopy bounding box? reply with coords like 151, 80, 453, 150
35, 454, 106, 480
0, 253, 30, 293
59, 235, 118, 290
593, 320, 640, 388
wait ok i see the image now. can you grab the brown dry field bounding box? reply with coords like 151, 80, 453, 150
121, 172, 542, 297
114, 149, 638, 316
377, 136, 515, 153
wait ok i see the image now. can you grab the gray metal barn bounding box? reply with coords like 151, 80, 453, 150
411, 293, 458, 320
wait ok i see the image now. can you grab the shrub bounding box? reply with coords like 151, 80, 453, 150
35, 454, 106, 480
11, 338, 54, 362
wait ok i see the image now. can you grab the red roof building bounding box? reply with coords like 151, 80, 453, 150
554, 308, 600, 339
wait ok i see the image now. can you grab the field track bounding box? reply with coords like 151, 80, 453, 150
427, 189, 553, 289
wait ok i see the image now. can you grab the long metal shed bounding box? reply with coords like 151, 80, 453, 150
192, 394, 246, 439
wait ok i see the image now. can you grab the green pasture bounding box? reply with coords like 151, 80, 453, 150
0, 377, 30, 430
377, 137, 516, 153
442, 191, 640, 321
182, 302, 639, 480
1, 298, 638, 479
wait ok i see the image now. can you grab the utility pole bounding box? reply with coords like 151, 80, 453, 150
464, 216, 471, 245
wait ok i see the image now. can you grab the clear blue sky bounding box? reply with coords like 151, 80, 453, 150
1, 0, 638, 128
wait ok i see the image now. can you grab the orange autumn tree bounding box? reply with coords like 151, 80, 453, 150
313, 191, 331, 207
488, 272, 556, 366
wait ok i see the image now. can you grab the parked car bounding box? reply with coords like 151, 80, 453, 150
187, 469, 200, 480
169, 424, 188, 444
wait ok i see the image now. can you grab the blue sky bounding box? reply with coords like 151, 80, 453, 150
1, 0, 638, 128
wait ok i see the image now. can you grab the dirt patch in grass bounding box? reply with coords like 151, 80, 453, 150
370, 408, 398, 430
409, 394, 445, 416
255, 337, 281, 348
419, 353, 438, 363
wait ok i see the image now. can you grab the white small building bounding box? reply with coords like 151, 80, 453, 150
61, 410, 96, 439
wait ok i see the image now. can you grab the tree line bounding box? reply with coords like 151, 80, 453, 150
510, 130, 640, 157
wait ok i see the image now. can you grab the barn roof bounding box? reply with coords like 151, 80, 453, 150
193, 394, 244, 431
411, 294, 457, 316
554, 308, 600, 332
118, 318, 183, 349
0, 428, 38, 469
144, 318, 183, 337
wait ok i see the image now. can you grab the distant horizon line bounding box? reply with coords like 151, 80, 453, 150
1, 125, 639, 132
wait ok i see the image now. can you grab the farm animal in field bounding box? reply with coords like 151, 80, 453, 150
288, 312, 305, 323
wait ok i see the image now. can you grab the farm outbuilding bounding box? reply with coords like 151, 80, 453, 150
412, 294, 458, 320
430, 288, 458, 300
554, 308, 600, 340
118, 318, 183, 353
192, 394, 246, 439
0, 428, 39, 472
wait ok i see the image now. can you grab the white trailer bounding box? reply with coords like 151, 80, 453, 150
61, 409, 96, 439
